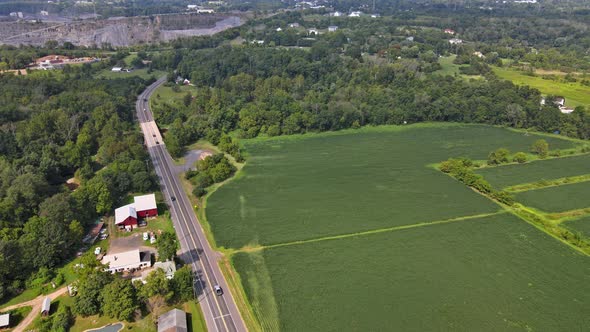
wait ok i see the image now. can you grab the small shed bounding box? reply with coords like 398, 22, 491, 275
41, 297, 51, 316
111, 67, 122, 72
158, 309, 187, 332
0, 313, 9, 328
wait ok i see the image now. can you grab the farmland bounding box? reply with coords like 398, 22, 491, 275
515, 181, 590, 213
232, 214, 590, 331
565, 216, 590, 238
492, 67, 590, 108
475, 153, 590, 189
206, 123, 574, 249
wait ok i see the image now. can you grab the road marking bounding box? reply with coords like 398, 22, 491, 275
214, 314, 231, 320
138, 80, 234, 331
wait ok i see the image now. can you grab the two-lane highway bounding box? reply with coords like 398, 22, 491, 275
136, 78, 246, 332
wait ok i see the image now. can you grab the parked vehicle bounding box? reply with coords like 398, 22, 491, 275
143, 232, 149, 241
150, 235, 157, 244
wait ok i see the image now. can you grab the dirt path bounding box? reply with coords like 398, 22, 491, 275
2, 286, 68, 332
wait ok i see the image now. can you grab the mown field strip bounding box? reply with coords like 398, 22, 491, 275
236, 211, 507, 253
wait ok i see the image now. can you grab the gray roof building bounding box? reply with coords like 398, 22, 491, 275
158, 308, 187, 332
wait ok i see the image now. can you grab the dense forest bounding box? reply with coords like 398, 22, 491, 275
148, 10, 589, 155
0, 67, 157, 301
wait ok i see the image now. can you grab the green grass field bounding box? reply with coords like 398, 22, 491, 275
564, 216, 590, 238
233, 214, 590, 331
476, 153, 590, 189
207, 124, 574, 249
493, 67, 590, 108
515, 181, 590, 213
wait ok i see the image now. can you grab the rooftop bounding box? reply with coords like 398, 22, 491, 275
102, 249, 150, 270
134, 193, 157, 212
0, 313, 9, 327
158, 309, 187, 332
41, 297, 51, 313
115, 203, 137, 224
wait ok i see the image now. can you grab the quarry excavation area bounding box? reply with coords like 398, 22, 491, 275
0, 13, 243, 46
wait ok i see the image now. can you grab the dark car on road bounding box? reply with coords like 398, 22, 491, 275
214, 285, 223, 296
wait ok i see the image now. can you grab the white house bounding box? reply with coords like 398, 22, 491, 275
288, 22, 300, 28
102, 249, 152, 274
111, 67, 122, 72
187, 4, 197, 9
308, 28, 319, 35
330, 11, 342, 17
40, 10, 49, 16
449, 38, 463, 45
328, 26, 338, 32
197, 8, 215, 13
349, 11, 362, 17
276, 27, 282, 32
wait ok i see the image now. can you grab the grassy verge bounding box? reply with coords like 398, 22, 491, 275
218, 257, 262, 332
183, 301, 207, 332
1, 305, 32, 331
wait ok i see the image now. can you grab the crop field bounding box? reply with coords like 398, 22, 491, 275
232, 214, 590, 331
475, 153, 590, 189
206, 124, 574, 249
515, 181, 590, 212
564, 216, 590, 238
493, 67, 590, 108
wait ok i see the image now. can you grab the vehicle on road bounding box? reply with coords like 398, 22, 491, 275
143, 98, 147, 101
156, 141, 159, 144
214, 285, 223, 296
171, 196, 176, 202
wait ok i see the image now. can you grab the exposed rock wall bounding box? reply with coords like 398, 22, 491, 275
0, 13, 243, 46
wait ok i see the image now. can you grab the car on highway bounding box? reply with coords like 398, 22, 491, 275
214, 285, 223, 296
171, 196, 176, 202
156, 141, 159, 144
143, 98, 147, 101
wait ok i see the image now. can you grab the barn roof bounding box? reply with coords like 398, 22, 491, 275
115, 203, 137, 224
134, 193, 157, 212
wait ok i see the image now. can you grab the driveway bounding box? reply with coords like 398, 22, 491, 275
108, 234, 155, 255
1, 286, 68, 332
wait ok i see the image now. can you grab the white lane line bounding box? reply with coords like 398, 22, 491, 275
214, 314, 231, 320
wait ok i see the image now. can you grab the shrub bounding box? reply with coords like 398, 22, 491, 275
512, 152, 527, 163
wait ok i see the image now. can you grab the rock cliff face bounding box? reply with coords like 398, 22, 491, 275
0, 13, 242, 46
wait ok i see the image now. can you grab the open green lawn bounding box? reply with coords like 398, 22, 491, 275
493, 67, 590, 108
476, 153, 590, 189
436, 55, 462, 76
207, 123, 574, 249
564, 216, 590, 238
233, 214, 590, 331
515, 181, 590, 213
0, 306, 32, 331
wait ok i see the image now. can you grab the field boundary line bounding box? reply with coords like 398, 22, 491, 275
235, 211, 507, 253
505, 174, 590, 193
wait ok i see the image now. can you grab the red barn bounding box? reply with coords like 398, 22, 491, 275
115, 204, 138, 230
134, 193, 158, 218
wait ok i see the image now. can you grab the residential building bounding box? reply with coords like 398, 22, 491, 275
308, 28, 319, 35
444, 28, 456, 35
158, 309, 187, 332
40, 10, 49, 16
153, 261, 177, 279
111, 67, 123, 72
349, 11, 362, 17
102, 249, 152, 274
328, 26, 338, 32
449, 38, 463, 45
288, 22, 300, 28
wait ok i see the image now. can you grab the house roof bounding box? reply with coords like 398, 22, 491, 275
41, 297, 51, 313
102, 249, 142, 270
158, 309, 187, 332
0, 313, 9, 327
154, 261, 177, 277
134, 193, 157, 212
115, 203, 137, 224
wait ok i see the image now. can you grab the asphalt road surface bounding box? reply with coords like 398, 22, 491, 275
136, 78, 246, 332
